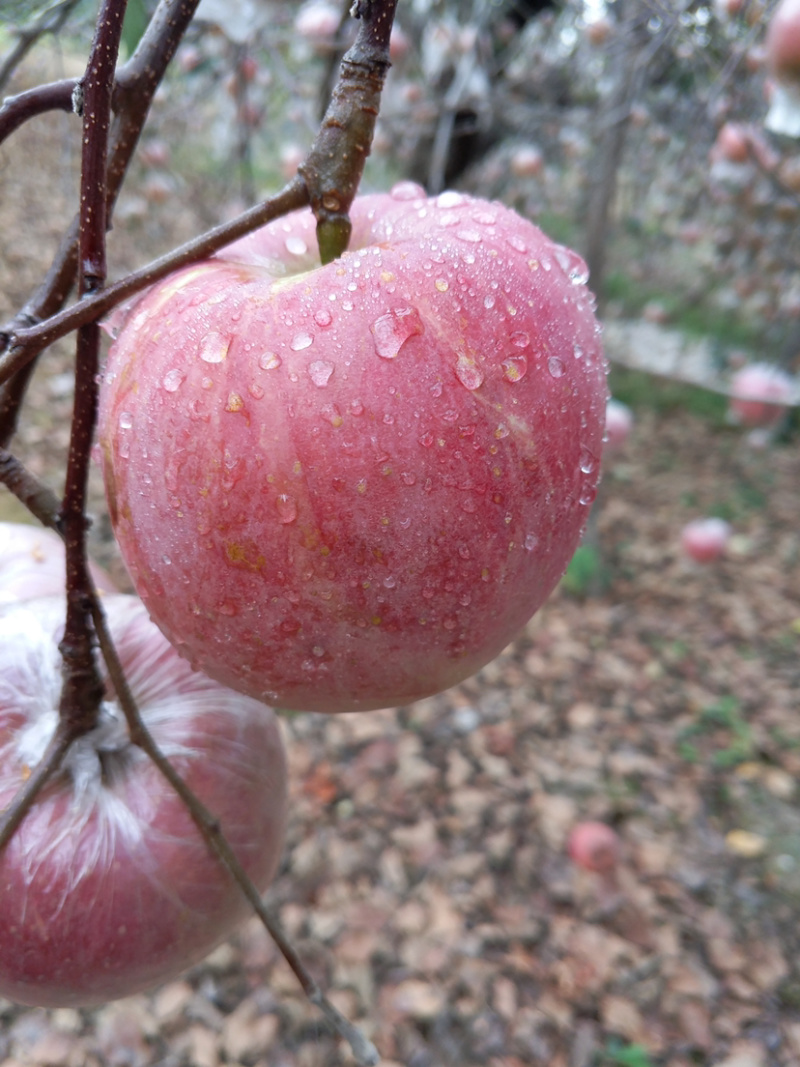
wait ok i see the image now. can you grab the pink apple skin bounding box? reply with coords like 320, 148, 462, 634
729, 363, 794, 428
680, 518, 731, 563
98, 186, 607, 712
0, 595, 287, 1008
0, 522, 117, 604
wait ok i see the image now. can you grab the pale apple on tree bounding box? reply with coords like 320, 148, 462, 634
0, 595, 288, 1008
98, 185, 607, 713
0, 522, 117, 605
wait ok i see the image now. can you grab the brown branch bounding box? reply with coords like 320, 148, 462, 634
57, 0, 127, 736
0, 448, 62, 528
0, 78, 77, 145
300, 0, 398, 263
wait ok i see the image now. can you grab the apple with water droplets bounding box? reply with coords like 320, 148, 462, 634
98, 185, 607, 712
0, 595, 287, 1007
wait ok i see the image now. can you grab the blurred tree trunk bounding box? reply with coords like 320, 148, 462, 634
583, 0, 654, 309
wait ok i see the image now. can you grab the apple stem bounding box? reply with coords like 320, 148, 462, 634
90, 600, 379, 1066
299, 0, 398, 263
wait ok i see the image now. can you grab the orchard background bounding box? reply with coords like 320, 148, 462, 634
1, 0, 799, 1065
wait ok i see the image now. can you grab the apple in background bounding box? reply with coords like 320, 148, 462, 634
604, 398, 633, 454
509, 145, 544, 179
680, 517, 732, 563
729, 362, 795, 428
98, 185, 607, 713
568, 821, 621, 874
765, 0, 800, 136
0, 595, 288, 1008
0, 522, 117, 605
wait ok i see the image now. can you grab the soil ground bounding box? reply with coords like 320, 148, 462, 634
1, 50, 799, 1067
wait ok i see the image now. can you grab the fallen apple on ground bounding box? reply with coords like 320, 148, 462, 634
0, 595, 288, 1008
98, 184, 607, 712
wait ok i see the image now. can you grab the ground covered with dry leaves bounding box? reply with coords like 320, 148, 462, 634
1, 70, 800, 1067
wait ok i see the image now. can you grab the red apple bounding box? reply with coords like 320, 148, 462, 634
98, 185, 607, 713
0, 595, 287, 1007
0, 522, 117, 605
729, 362, 795, 427
680, 517, 732, 563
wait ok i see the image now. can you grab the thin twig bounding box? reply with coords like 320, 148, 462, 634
0, 448, 62, 527
0, 720, 76, 853
0, 77, 77, 145
89, 595, 379, 1066
0, 178, 308, 386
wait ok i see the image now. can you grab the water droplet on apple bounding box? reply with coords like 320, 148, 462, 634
484, 294, 496, 310
199, 332, 229, 363
218, 601, 237, 616
163, 368, 185, 392
291, 332, 314, 351
225, 392, 244, 412
275, 494, 297, 523
438, 211, 459, 227
573, 343, 585, 359
460, 497, 478, 513
435, 278, 449, 292
314, 308, 333, 327
350, 399, 364, 416
443, 617, 457, 630
456, 229, 482, 243
419, 431, 434, 448
455, 355, 484, 390
371, 307, 424, 359
524, 533, 539, 551
502, 354, 528, 382
285, 235, 307, 255
494, 423, 510, 439
579, 445, 597, 474
437, 191, 465, 208
511, 331, 530, 348
506, 233, 528, 253
390, 180, 425, 200
474, 210, 497, 225
548, 356, 565, 378
119, 411, 133, 430
308, 360, 334, 387
401, 471, 417, 485
554, 243, 590, 285
383, 575, 397, 589
580, 485, 597, 506
312, 645, 325, 657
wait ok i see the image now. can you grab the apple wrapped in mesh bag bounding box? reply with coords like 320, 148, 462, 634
0, 594, 288, 1008
98, 185, 608, 713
